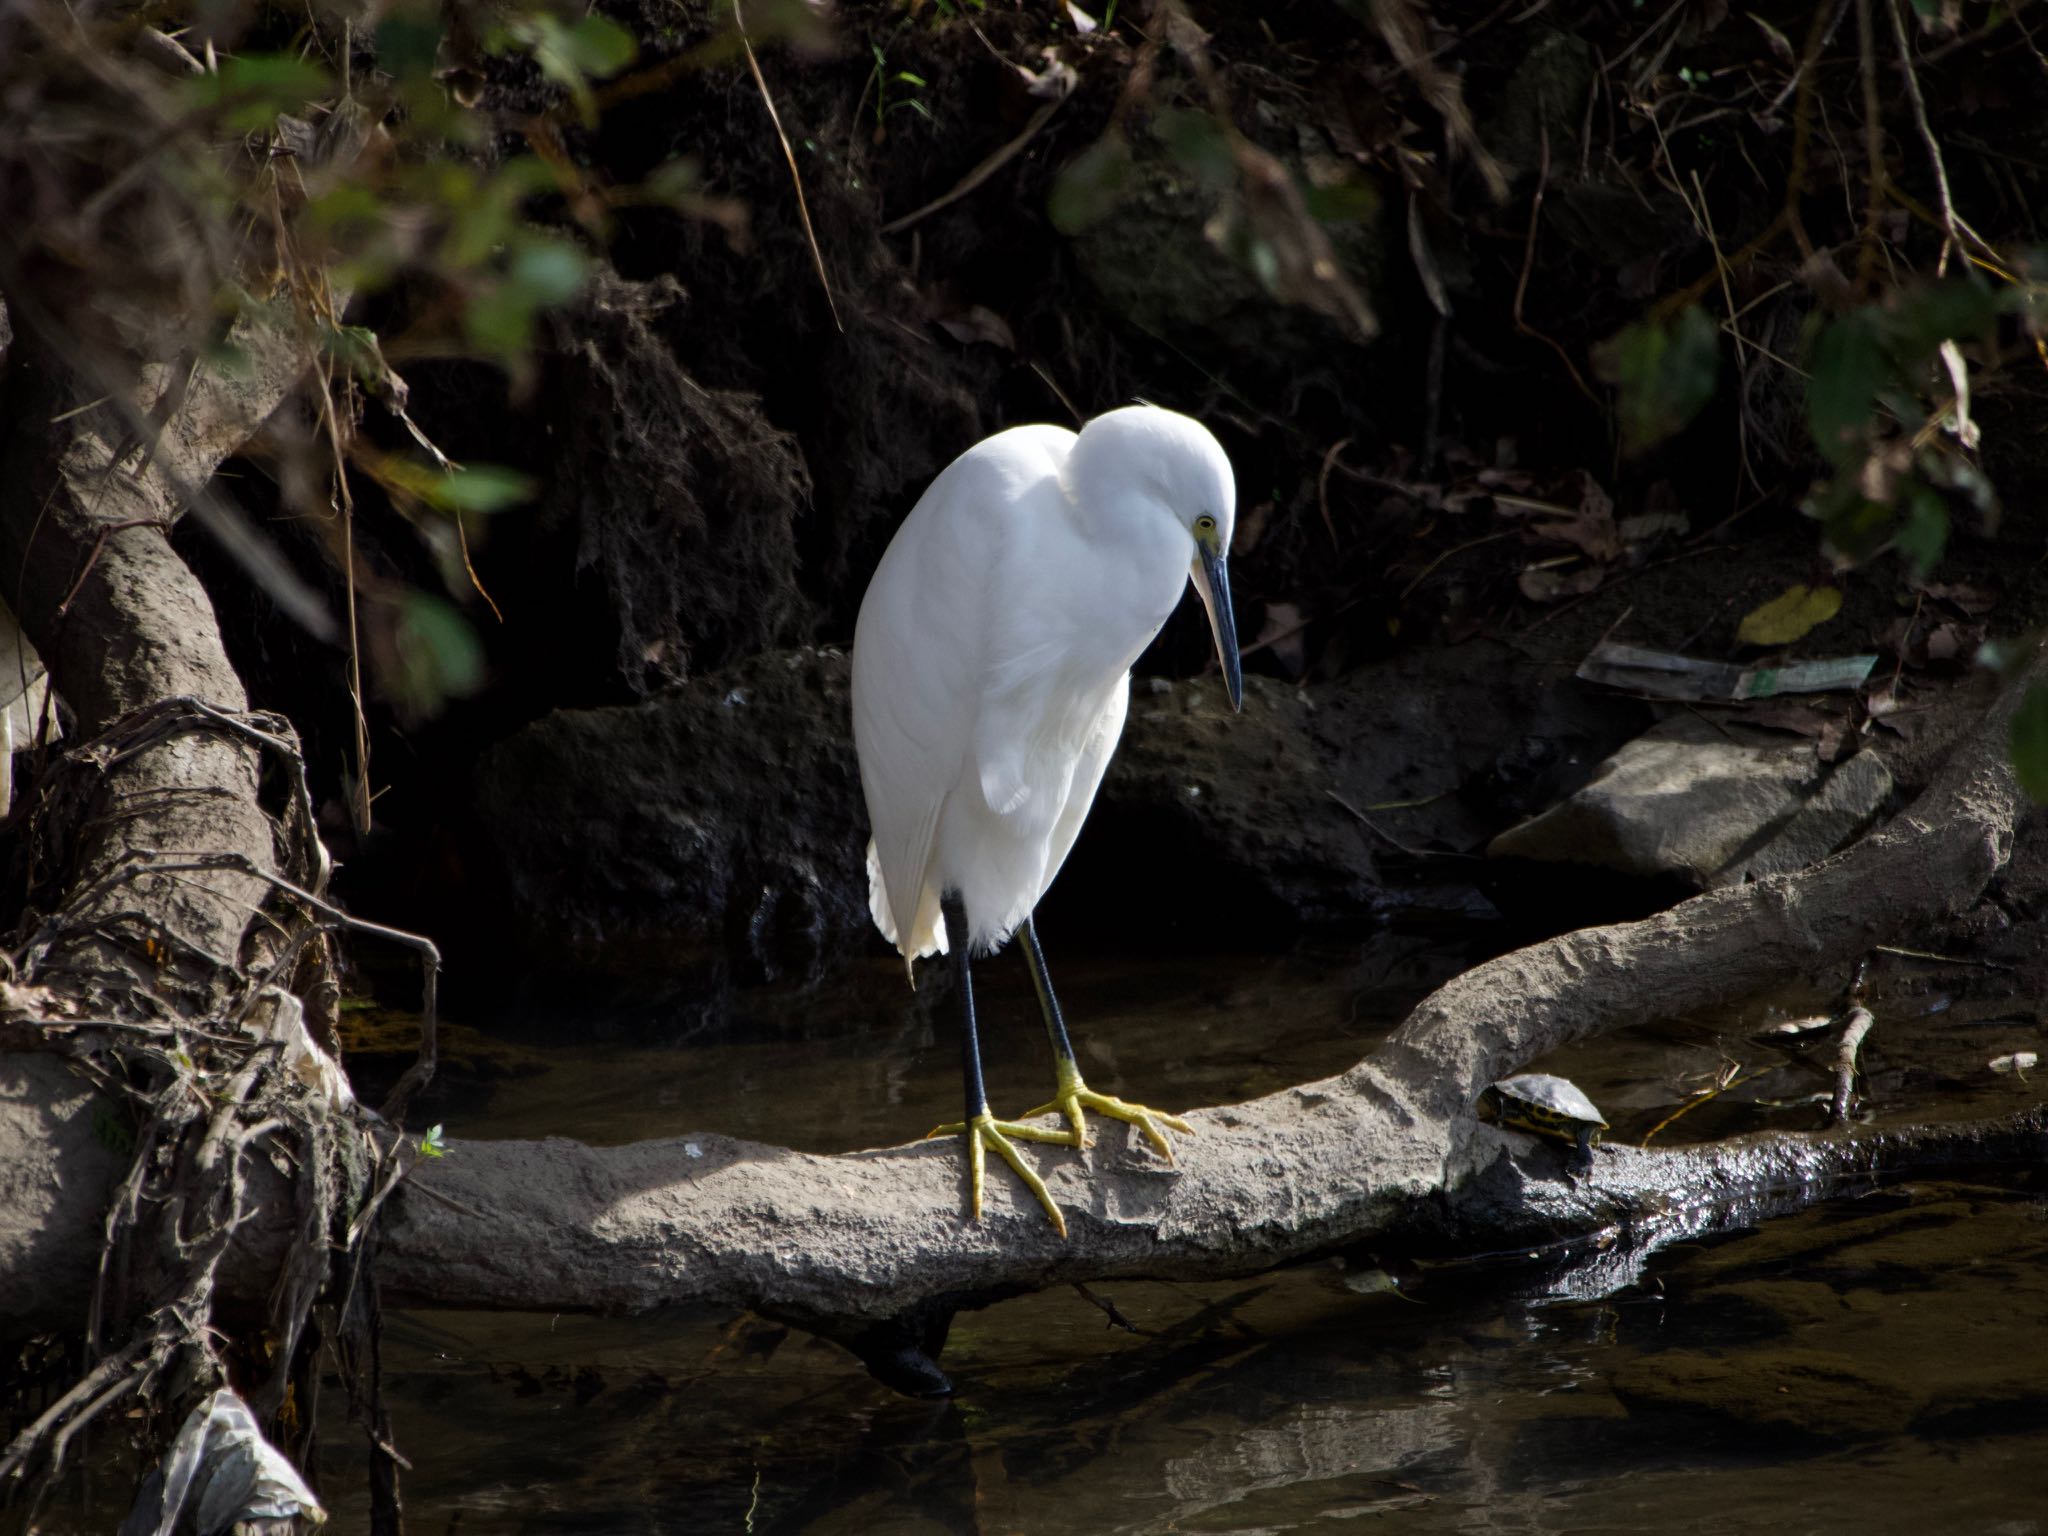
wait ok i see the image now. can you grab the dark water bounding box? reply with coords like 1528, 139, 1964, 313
317, 948, 2048, 1534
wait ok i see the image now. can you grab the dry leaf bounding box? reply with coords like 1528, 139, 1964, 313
1737, 584, 1843, 647
933, 305, 1016, 351
1519, 563, 1606, 602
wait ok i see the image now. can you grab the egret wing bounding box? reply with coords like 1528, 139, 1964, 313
1037, 678, 1129, 898
851, 426, 1076, 959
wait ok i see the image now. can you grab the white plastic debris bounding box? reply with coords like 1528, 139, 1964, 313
124, 1387, 325, 1535
0, 595, 58, 811
248, 985, 354, 1112
1576, 641, 1878, 702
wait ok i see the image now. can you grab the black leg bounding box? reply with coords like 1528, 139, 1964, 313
934, 891, 1068, 1233
1019, 915, 1079, 1076
1014, 912, 1193, 1159
943, 891, 989, 1125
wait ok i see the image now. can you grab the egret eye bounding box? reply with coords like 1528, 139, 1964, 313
1195, 515, 1216, 535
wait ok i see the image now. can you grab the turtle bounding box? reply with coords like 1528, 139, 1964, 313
1481, 1073, 1608, 1174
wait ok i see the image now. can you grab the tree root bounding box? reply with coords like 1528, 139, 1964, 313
0, 306, 432, 1521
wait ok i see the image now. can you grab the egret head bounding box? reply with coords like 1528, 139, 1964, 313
1071, 406, 1244, 711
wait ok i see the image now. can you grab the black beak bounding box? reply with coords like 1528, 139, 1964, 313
1196, 544, 1244, 712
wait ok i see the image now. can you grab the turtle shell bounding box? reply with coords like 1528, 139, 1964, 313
1485, 1073, 1608, 1139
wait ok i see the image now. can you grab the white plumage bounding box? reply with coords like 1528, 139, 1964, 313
851, 405, 1239, 965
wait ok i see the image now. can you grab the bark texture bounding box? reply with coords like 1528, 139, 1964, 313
0, 314, 308, 996
0, 308, 313, 1339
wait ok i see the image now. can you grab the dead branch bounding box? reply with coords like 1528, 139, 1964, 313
1828, 1005, 1877, 1124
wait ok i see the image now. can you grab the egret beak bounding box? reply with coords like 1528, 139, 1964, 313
1192, 544, 1244, 712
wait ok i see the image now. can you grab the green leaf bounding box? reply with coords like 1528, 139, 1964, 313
375, 8, 445, 81
419, 1123, 448, 1158
2011, 684, 2048, 804
436, 464, 536, 513
305, 181, 385, 238
1048, 130, 1135, 235
380, 457, 535, 513
1813, 489, 1894, 567
565, 14, 638, 74
1893, 483, 1949, 576
1152, 107, 1235, 190
1592, 306, 1721, 456
508, 10, 637, 125
463, 282, 539, 357
1881, 276, 2004, 359
321, 323, 386, 384
391, 593, 486, 716
184, 54, 333, 133
1805, 314, 1888, 466
646, 158, 702, 207
1736, 584, 1843, 647
510, 238, 589, 305
1301, 175, 1379, 225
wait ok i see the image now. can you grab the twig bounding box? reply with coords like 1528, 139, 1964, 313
1871, 943, 2016, 970
1327, 790, 1476, 860
1884, 0, 1961, 274
451, 508, 503, 623
1072, 1282, 1145, 1334
1397, 530, 1516, 603
1316, 438, 1352, 549
1637, 1068, 1779, 1145
881, 89, 1069, 235
1027, 360, 1082, 424
0, 1334, 148, 1487
1782, 0, 1847, 261
1367, 0, 1508, 197
1511, 127, 1599, 406
84, 841, 439, 1121
1853, 0, 1890, 292
733, 0, 843, 333
1828, 1005, 1877, 1125
1689, 168, 1759, 502
311, 355, 373, 836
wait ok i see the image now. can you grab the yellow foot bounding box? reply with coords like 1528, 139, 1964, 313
926, 1111, 1071, 1237
1016, 1081, 1193, 1162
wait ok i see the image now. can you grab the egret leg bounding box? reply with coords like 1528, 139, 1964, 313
925, 892, 1071, 1236
1014, 917, 1193, 1161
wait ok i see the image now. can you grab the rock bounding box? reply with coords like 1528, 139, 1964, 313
469, 651, 1385, 987
1487, 716, 1893, 888
472, 648, 866, 989
1310, 638, 1646, 854
1721, 747, 1893, 885
1060, 673, 1381, 938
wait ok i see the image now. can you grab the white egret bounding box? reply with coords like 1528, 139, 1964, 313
851, 404, 1243, 1236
